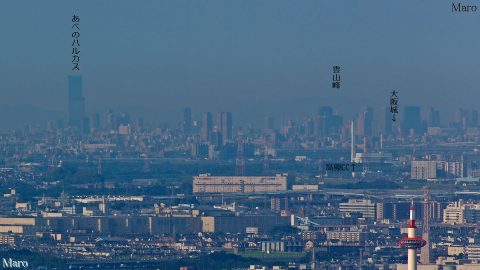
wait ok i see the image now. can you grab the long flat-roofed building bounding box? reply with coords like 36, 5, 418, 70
193, 174, 287, 194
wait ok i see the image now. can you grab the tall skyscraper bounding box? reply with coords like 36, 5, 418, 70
68, 75, 85, 129
403, 106, 423, 136
305, 118, 315, 136
455, 108, 478, 128
264, 116, 275, 130
316, 106, 342, 136
472, 109, 479, 127
455, 109, 469, 129
104, 109, 115, 130
355, 107, 373, 137
217, 112, 233, 145
183, 107, 192, 134
208, 129, 221, 146
201, 112, 213, 142
91, 112, 101, 131
425, 107, 440, 127
318, 106, 333, 116
375, 106, 392, 136
82, 117, 90, 134
318, 106, 333, 135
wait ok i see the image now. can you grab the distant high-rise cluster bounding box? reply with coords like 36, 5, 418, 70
317, 106, 343, 136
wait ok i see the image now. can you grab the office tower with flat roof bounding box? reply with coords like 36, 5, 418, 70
264, 116, 275, 130
91, 112, 100, 131
201, 112, 213, 142
210, 128, 223, 146
425, 107, 440, 127
473, 109, 479, 127
183, 107, 192, 134
355, 106, 373, 137
217, 112, 232, 145
455, 108, 478, 129
403, 106, 423, 136
318, 106, 332, 135
375, 106, 392, 136
68, 75, 85, 129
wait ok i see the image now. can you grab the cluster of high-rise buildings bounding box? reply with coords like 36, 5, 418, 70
2, 76, 480, 269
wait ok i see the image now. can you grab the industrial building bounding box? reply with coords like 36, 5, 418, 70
0, 214, 289, 238
192, 174, 287, 194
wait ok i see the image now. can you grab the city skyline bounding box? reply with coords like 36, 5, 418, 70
0, 1, 479, 128
13, 100, 480, 134
1, 1, 480, 269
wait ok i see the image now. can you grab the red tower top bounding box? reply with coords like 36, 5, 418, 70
398, 200, 426, 249
409, 201, 416, 228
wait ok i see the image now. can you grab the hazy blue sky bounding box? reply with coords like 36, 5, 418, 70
0, 1, 479, 127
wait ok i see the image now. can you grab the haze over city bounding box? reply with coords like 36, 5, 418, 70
1, 1, 480, 270
0, 0, 479, 128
